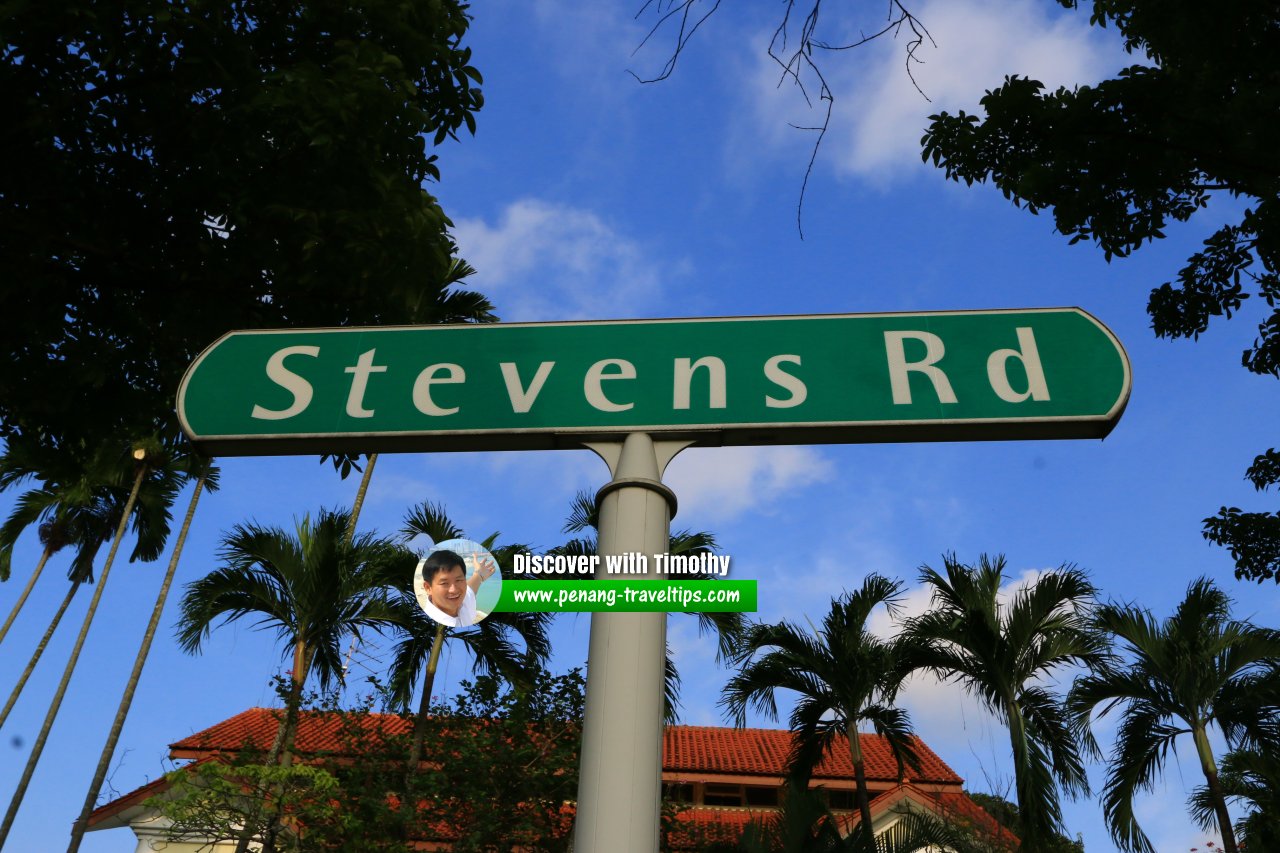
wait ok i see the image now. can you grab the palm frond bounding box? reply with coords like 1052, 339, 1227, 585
178, 509, 402, 702
381, 502, 552, 710
0, 488, 59, 580
664, 646, 681, 724
400, 501, 465, 544
561, 490, 598, 535
720, 576, 920, 815
905, 554, 1099, 845
1073, 577, 1279, 853
668, 528, 718, 558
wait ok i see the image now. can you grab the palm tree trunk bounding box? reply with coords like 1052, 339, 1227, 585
237, 642, 312, 853
265, 641, 312, 767
1193, 724, 1239, 853
258, 644, 312, 853
407, 623, 447, 776
0, 545, 53, 647
0, 580, 78, 730
345, 453, 378, 545
847, 724, 876, 848
337, 453, 377, 676
66, 469, 209, 853
1004, 699, 1040, 851
0, 461, 147, 848
279, 642, 312, 768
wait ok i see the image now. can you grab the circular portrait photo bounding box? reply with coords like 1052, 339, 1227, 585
414, 538, 502, 628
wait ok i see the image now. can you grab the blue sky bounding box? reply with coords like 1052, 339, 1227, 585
3, 2, 1278, 850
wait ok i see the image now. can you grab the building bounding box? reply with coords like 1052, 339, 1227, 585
87, 708, 1014, 851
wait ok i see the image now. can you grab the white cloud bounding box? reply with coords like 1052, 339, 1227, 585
452, 199, 683, 321
664, 446, 832, 524
738, 0, 1116, 185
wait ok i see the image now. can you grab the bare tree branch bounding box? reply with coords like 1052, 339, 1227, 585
632, 0, 934, 236
630, 0, 725, 83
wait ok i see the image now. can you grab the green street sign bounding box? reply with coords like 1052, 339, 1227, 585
177, 308, 1130, 456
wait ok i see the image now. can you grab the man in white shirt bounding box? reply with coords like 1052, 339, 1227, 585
416, 549, 497, 627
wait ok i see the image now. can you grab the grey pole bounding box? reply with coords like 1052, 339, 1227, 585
574, 432, 692, 853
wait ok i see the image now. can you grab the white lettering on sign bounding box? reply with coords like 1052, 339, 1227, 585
673, 357, 726, 410
884, 331, 958, 405
584, 359, 635, 412
344, 349, 388, 419
500, 362, 555, 413
412, 363, 465, 416
251, 346, 320, 420
987, 327, 1050, 403
240, 327, 1060, 429
764, 355, 806, 408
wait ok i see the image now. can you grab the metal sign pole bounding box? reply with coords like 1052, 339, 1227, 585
573, 433, 692, 853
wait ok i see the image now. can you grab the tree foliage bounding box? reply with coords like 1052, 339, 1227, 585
149, 761, 352, 853
0, 435, 204, 583
0, 0, 492, 448
1190, 745, 1280, 852
175, 508, 409, 766
1203, 449, 1280, 583
967, 792, 1084, 853
919, 1, 1280, 583
416, 669, 584, 853
634, 1, 1280, 583
149, 669, 584, 852
1067, 578, 1280, 853
721, 576, 923, 848
903, 554, 1103, 852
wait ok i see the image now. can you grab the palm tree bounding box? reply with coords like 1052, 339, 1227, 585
176, 509, 405, 766
721, 575, 923, 848
0, 516, 71, 646
67, 454, 220, 853
902, 554, 1103, 852
0, 439, 190, 847
1067, 578, 1280, 853
177, 508, 409, 853
318, 256, 495, 535
385, 501, 552, 775
1191, 745, 1280, 852
0, 439, 187, 729
730, 778, 1003, 853
558, 489, 744, 722
0, 437, 173, 643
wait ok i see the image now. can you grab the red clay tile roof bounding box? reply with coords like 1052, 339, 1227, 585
932, 790, 1021, 848
861, 784, 1020, 849
662, 725, 962, 784
94, 708, 1003, 847
665, 787, 1017, 851
666, 807, 775, 848
170, 710, 959, 786
87, 761, 199, 828
169, 707, 412, 758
